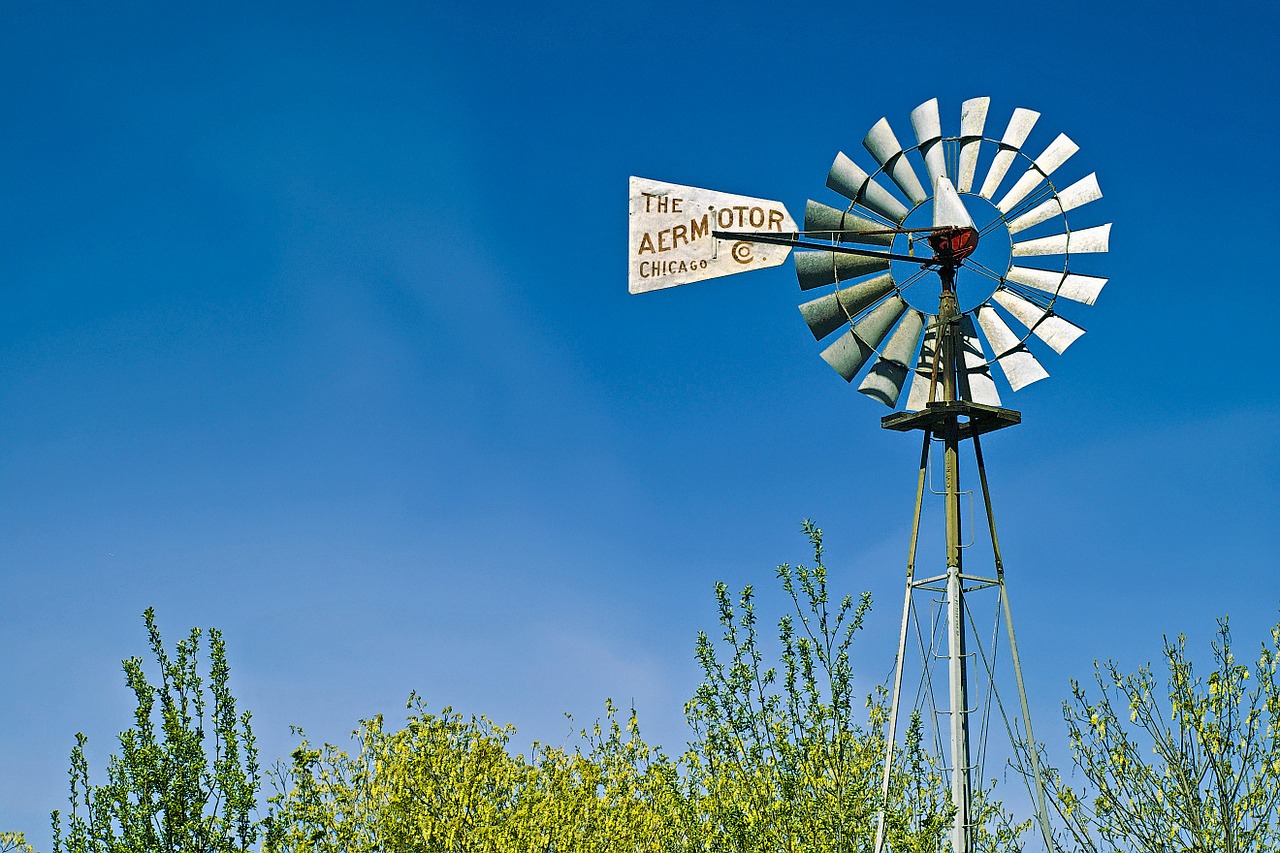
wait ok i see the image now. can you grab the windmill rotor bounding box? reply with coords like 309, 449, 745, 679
795, 97, 1110, 410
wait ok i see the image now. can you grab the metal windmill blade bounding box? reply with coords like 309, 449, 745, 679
1005, 266, 1107, 305
804, 200, 895, 245
990, 287, 1085, 354
820, 294, 909, 381
956, 97, 990, 193
911, 98, 946, 191
995, 133, 1079, 214
827, 152, 909, 223
858, 309, 926, 406
795, 249, 891, 290
975, 303, 1049, 391
1007, 173, 1102, 234
1011, 223, 1111, 257
957, 314, 1001, 407
864, 117, 928, 206
903, 320, 939, 411
798, 274, 897, 340
978, 107, 1040, 199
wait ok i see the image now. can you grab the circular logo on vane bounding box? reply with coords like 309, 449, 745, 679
731, 241, 753, 264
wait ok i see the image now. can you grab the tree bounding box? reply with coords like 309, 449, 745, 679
266, 520, 1023, 851
265, 694, 688, 852
1045, 615, 1280, 852
682, 520, 1021, 852
681, 522, 943, 851
51, 609, 262, 853
0, 832, 35, 853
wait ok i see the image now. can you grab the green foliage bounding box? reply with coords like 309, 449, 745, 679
266, 520, 1023, 852
0, 831, 35, 853
265, 696, 687, 852
682, 520, 953, 851
19, 522, 1069, 851
1046, 616, 1280, 852
51, 608, 262, 853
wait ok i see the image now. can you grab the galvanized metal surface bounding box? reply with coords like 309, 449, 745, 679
991, 287, 1085, 354
911, 98, 947, 191
957, 97, 990, 193
627, 176, 797, 294
904, 322, 939, 411
863, 117, 928, 206
958, 315, 1002, 407
803, 200, 895, 245
1005, 265, 1107, 305
1006, 172, 1102, 234
995, 133, 1079, 213
819, 294, 907, 381
933, 176, 975, 230
976, 304, 1050, 390
939, 291, 974, 853
826, 152, 909, 223
1011, 222, 1111, 256
978, 107, 1040, 200
794, 249, 891, 290
946, 562, 973, 853
858, 309, 925, 406
797, 273, 896, 340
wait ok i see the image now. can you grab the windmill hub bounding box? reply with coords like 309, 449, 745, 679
890, 192, 1011, 316
927, 225, 979, 268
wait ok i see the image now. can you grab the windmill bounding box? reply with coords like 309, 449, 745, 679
627, 97, 1109, 852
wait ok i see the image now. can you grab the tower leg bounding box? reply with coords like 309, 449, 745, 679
974, 430, 1057, 852
875, 429, 932, 853
1001, 584, 1057, 851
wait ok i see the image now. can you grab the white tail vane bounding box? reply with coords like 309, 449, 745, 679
1005, 266, 1107, 305
995, 133, 1079, 214
976, 304, 1049, 391
864, 118, 928, 206
1011, 223, 1111, 257
628, 176, 797, 294
957, 97, 990, 193
1007, 173, 1102, 234
859, 310, 927, 407
827, 153, 909, 223
979, 108, 1040, 199
990, 287, 1086, 354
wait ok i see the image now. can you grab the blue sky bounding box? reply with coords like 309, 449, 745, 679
1, 0, 1277, 846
